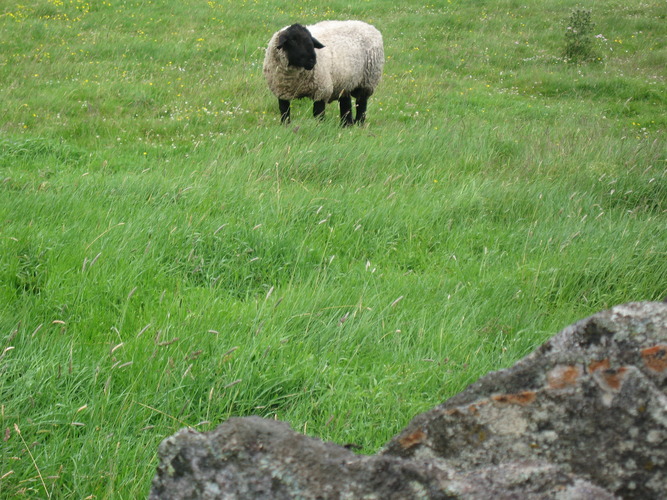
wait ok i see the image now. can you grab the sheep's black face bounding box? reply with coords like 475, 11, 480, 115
277, 24, 324, 71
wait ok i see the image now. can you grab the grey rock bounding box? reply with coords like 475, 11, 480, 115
442, 461, 617, 500
149, 416, 450, 499
149, 417, 612, 499
383, 301, 667, 498
150, 302, 667, 499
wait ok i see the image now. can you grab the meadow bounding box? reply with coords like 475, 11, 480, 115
1, 0, 665, 497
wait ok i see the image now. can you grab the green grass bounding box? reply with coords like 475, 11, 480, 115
1, 0, 666, 497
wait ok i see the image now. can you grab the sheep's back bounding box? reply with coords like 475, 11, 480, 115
308, 21, 384, 100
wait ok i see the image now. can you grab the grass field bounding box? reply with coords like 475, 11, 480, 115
1, 0, 666, 497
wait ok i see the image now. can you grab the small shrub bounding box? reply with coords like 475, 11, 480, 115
564, 8, 598, 63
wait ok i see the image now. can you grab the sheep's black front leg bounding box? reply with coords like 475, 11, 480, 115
339, 96, 353, 127
279, 99, 291, 124
313, 100, 326, 120
354, 93, 369, 125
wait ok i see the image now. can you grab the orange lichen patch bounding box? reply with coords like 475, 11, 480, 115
588, 359, 611, 373
491, 391, 537, 406
598, 367, 629, 391
641, 345, 667, 373
547, 365, 582, 389
398, 429, 426, 450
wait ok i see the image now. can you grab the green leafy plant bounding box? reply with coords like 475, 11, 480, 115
564, 8, 598, 62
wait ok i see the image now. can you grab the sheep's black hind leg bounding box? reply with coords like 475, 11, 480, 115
279, 99, 291, 124
313, 100, 326, 121
339, 96, 353, 127
354, 92, 370, 125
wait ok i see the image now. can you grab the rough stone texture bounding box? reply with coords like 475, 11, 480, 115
383, 301, 667, 498
150, 302, 667, 499
149, 417, 613, 499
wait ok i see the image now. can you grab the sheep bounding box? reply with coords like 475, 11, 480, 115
263, 20, 384, 126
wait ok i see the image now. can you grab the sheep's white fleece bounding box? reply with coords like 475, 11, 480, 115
263, 20, 384, 103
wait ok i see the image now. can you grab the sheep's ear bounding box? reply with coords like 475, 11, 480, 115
312, 37, 325, 49
277, 35, 287, 50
